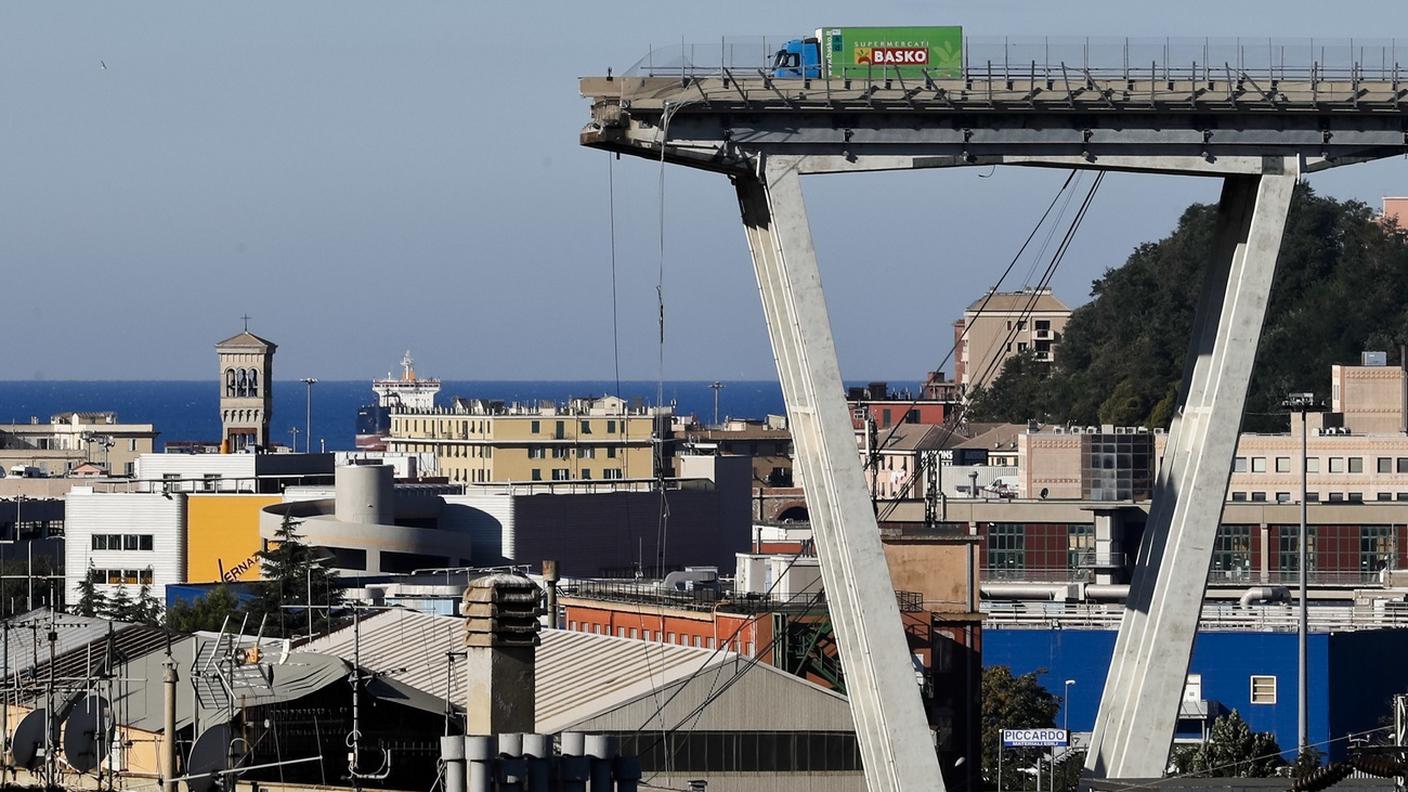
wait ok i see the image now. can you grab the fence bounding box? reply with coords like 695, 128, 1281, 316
623, 35, 1408, 85
983, 600, 1408, 631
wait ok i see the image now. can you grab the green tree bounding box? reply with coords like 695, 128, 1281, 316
981, 666, 1060, 789
73, 562, 107, 618
1170, 710, 1286, 778
106, 584, 135, 622
969, 184, 1408, 431
165, 586, 243, 633
1292, 746, 1323, 777
132, 570, 163, 625
249, 511, 343, 638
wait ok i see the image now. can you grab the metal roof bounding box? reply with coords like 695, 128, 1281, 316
1, 609, 136, 681
302, 608, 840, 733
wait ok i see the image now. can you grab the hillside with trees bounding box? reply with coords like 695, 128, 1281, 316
968, 184, 1408, 431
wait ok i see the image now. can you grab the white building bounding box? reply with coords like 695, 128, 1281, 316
64, 488, 186, 605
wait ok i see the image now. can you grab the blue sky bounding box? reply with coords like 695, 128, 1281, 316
3, 2, 1407, 381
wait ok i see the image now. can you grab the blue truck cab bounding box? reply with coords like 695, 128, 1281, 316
771, 37, 822, 79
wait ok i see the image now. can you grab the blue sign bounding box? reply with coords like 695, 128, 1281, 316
1002, 728, 1068, 748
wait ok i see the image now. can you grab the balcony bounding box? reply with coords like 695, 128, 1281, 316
1034, 329, 1054, 341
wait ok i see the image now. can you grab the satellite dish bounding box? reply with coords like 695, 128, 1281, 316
63, 695, 113, 773
186, 723, 249, 792
12, 708, 59, 771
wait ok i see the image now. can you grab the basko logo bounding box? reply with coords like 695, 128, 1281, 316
1002, 728, 1069, 747
855, 46, 930, 66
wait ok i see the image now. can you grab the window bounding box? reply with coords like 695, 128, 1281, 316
1306, 458, 1320, 473
881, 409, 892, 428
986, 524, 1025, 571
629, 628, 637, 639
1307, 492, 1320, 502
1276, 492, 1292, 503
581, 447, 595, 459
127, 438, 137, 452
1276, 457, 1291, 473
604, 469, 623, 480
140, 535, 153, 551
528, 446, 545, 459
139, 569, 153, 584
607, 420, 617, 434
552, 447, 569, 459
1377, 492, 1393, 502
1211, 525, 1252, 581
581, 470, 592, 480
581, 420, 592, 435
555, 420, 565, 439
1379, 457, 1393, 474
202, 473, 219, 492
530, 420, 540, 434
1250, 675, 1277, 704
1329, 458, 1345, 473
1348, 492, 1364, 503
1036, 319, 1050, 331
92, 535, 106, 551
123, 534, 139, 550
552, 468, 570, 481
1251, 492, 1267, 502
1251, 457, 1267, 473
1230, 492, 1248, 502
607, 447, 618, 459
1328, 492, 1344, 502
1399, 458, 1408, 474
531, 469, 542, 481
1233, 457, 1248, 473
1349, 457, 1364, 473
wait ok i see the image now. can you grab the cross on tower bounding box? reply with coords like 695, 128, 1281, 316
241, 313, 251, 332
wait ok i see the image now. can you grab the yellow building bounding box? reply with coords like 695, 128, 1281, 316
186, 493, 280, 582
387, 395, 666, 484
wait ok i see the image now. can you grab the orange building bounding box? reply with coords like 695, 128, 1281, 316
185, 493, 280, 583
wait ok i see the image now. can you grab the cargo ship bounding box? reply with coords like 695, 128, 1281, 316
355, 351, 441, 450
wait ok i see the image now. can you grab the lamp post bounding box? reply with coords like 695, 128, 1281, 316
1282, 391, 1322, 758
1063, 679, 1075, 734
301, 378, 318, 453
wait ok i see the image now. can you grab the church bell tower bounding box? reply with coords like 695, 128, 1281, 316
216, 319, 276, 452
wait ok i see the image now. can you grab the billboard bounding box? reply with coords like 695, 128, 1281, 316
824, 26, 964, 79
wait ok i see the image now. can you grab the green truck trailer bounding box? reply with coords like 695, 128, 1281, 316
771, 26, 964, 80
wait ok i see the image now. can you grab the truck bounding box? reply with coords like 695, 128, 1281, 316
771, 26, 963, 80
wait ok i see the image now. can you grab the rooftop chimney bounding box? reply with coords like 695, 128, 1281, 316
462, 573, 542, 735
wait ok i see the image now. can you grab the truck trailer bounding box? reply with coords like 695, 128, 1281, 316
771, 26, 964, 80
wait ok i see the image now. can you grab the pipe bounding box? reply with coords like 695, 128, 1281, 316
543, 560, 560, 630
440, 735, 466, 792
1084, 584, 1131, 601
466, 735, 495, 792
584, 734, 617, 792
559, 733, 589, 792
162, 659, 178, 792
1240, 585, 1292, 606
980, 583, 1070, 600
523, 734, 551, 792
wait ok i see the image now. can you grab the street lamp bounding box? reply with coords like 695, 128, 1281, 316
1281, 391, 1324, 758
301, 378, 318, 453
1063, 679, 1076, 734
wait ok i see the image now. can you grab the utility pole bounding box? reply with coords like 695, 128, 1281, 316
708, 381, 725, 426
289, 426, 301, 453
1283, 392, 1322, 758
301, 377, 318, 453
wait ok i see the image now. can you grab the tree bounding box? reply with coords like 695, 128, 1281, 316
165, 586, 243, 634
969, 184, 1408, 431
1293, 746, 1323, 777
249, 510, 343, 638
74, 562, 107, 618
981, 666, 1060, 789
132, 570, 163, 625
1170, 710, 1286, 778
106, 584, 135, 623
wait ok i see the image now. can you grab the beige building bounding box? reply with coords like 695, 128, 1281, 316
0, 412, 157, 477
387, 395, 666, 484
1331, 360, 1406, 434
953, 286, 1071, 394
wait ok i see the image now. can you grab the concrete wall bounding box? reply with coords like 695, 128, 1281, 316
881, 532, 977, 613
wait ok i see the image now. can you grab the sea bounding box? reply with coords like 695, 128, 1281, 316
0, 380, 912, 452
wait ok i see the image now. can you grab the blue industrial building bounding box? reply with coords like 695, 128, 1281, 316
983, 628, 1408, 761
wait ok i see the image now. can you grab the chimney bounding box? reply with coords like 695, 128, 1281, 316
462, 574, 542, 735
542, 560, 560, 630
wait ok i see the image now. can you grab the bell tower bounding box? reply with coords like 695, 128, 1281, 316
216, 317, 276, 452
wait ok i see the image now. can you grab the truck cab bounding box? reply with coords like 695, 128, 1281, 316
771, 37, 822, 79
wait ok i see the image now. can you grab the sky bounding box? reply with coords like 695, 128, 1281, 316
3, 2, 1408, 382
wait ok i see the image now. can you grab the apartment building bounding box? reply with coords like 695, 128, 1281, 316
0, 412, 158, 477
387, 394, 667, 484
953, 286, 1071, 394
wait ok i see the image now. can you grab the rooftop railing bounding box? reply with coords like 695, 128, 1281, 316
983, 600, 1408, 631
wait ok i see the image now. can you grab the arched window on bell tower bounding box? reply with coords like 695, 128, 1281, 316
249, 369, 259, 397
237, 369, 249, 397
226, 368, 237, 397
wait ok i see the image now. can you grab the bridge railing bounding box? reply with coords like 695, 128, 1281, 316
621, 35, 1408, 84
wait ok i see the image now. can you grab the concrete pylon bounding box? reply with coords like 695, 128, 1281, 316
1085, 159, 1300, 779
734, 155, 945, 792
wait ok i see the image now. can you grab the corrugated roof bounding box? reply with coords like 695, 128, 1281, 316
1, 609, 135, 680
302, 608, 837, 733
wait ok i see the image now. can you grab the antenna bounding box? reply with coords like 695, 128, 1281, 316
186, 723, 249, 792
63, 694, 112, 774
11, 708, 55, 770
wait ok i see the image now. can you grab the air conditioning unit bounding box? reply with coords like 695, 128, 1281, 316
1153, 428, 1165, 435
1053, 426, 1066, 435
1085, 426, 1099, 434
